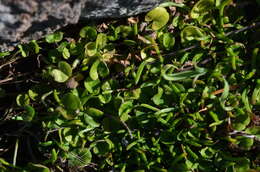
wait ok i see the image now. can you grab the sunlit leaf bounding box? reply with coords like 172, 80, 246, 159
191, 0, 215, 19
51, 69, 69, 83
135, 61, 147, 85
162, 65, 207, 81
145, 7, 169, 30
46, 32, 63, 43
119, 101, 133, 122
84, 114, 100, 127
96, 33, 107, 49
152, 87, 164, 105
90, 59, 100, 80
86, 107, 104, 118
85, 42, 97, 56
68, 148, 92, 167
58, 61, 72, 77
16, 93, 30, 107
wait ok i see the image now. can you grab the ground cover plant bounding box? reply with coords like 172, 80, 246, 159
0, 0, 260, 171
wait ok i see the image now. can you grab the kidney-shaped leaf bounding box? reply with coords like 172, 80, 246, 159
80, 26, 97, 40
181, 26, 207, 42
58, 61, 72, 77
51, 69, 69, 83
145, 7, 169, 30
46, 32, 63, 43
191, 0, 215, 19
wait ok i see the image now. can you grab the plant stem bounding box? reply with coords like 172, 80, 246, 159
13, 138, 19, 166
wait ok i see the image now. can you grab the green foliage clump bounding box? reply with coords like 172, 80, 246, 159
0, 0, 260, 171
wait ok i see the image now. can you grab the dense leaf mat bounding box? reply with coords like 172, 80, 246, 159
0, 0, 260, 171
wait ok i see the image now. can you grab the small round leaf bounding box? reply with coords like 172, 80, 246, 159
145, 7, 169, 30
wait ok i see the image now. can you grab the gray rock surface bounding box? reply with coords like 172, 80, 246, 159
81, 0, 164, 19
0, 0, 163, 52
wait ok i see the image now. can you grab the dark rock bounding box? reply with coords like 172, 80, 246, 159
0, 0, 163, 52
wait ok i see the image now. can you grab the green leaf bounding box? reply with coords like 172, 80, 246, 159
252, 82, 260, 105
219, 78, 234, 111
185, 146, 199, 160
84, 114, 100, 127
80, 26, 97, 40
16, 94, 30, 107
181, 26, 207, 42
86, 107, 104, 118
96, 33, 107, 49
0, 51, 10, 58
85, 42, 97, 56
237, 136, 254, 150
200, 147, 215, 159
232, 114, 250, 131
245, 126, 260, 139
242, 89, 252, 113
93, 140, 111, 155
118, 26, 133, 38
45, 32, 63, 43
159, 33, 175, 50
61, 93, 81, 111
27, 163, 50, 172
123, 40, 137, 46
135, 61, 147, 85
58, 61, 72, 77
234, 158, 250, 172
152, 87, 164, 105
18, 44, 29, 57
62, 47, 70, 59
98, 61, 110, 78
28, 89, 38, 101
99, 93, 112, 104
162, 65, 207, 81
84, 77, 100, 93
56, 106, 75, 120
50, 149, 58, 164
90, 60, 100, 80
119, 101, 133, 122
140, 46, 152, 59
68, 148, 92, 167
190, 0, 215, 19
22, 105, 35, 121
145, 7, 169, 30
51, 69, 69, 83
31, 40, 41, 54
